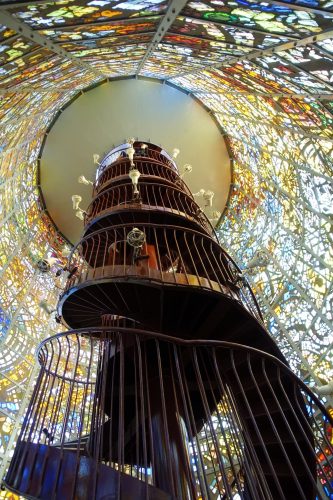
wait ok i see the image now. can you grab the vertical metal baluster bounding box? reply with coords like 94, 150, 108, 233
154, 339, 175, 496
118, 334, 125, 478
192, 346, 233, 498
107, 331, 118, 467
163, 226, 176, 282
8, 366, 46, 490
248, 353, 307, 499
136, 336, 148, 495
156, 184, 162, 210
183, 192, 192, 220
209, 240, 229, 283
173, 229, 189, 283
197, 234, 214, 289
184, 231, 200, 284
44, 340, 63, 444
92, 233, 101, 272
49, 336, 76, 499
153, 227, 162, 275
168, 344, 197, 499
133, 338, 140, 478
71, 334, 94, 497
230, 350, 285, 498
201, 347, 246, 498
165, 185, 173, 213
277, 374, 332, 494
261, 358, 331, 496
34, 341, 56, 443
213, 349, 270, 499
143, 340, 155, 485
183, 347, 212, 499
123, 227, 127, 273
201, 417, 225, 499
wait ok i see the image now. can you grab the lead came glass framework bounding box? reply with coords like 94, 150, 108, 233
0, 0, 332, 490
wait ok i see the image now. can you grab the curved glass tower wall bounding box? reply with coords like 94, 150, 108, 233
0, 0, 332, 488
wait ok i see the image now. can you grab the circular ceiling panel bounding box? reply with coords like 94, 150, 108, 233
40, 78, 231, 244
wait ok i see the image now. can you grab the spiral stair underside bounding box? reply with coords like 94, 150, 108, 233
5, 142, 333, 499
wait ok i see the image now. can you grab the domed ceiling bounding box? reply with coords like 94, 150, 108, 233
0, 0, 332, 481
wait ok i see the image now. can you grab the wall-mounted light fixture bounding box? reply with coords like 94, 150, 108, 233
193, 189, 215, 207
93, 154, 100, 165
72, 195, 82, 210
180, 164, 192, 179
209, 210, 221, 224
78, 175, 93, 186
36, 257, 59, 273
72, 195, 86, 220
127, 145, 135, 167
244, 249, 270, 272
193, 189, 205, 198
39, 300, 56, 315
315, 380, 333, 396
75, 209, 85, 221
129, 167, 141, 196
172, 148, 180, 159
203, 190, 214, 207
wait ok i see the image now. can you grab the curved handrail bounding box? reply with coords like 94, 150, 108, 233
8, 326, 332, 500
66, 222, 262, 321
36, 326, 333, 425
85, 180, 215, 236
97, 143, 178, 177
94, 153, 184, 195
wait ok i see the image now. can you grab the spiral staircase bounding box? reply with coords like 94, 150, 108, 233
4, 141, 333, 499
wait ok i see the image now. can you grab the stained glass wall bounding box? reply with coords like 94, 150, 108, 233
0, 0, 332, 491
171, 66, 333, 383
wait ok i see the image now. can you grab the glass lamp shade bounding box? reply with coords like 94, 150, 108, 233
75, 210, 84, 220
127, 146, 135, 165
203, 190, 214, 207
128, 168, 141, 194
72, 195, 82, 210
78, 175, 92, 186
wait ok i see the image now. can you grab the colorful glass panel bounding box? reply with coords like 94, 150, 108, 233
0, 0, 332, 486
171, 15, 293, 48
182, 0, 333, 36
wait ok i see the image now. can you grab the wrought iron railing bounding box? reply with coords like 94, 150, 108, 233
65, 223, 262, 322
94, 157, 190, 196
96, 143, 177, 178
5, 328, 333, 499
85, 181, 213, 234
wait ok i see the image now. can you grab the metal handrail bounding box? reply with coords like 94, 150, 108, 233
85, 180, 214, 235
6, 326, 332, 500
96, 144, 177, 178
94, 156, 190, 196
65, 222, 262, 321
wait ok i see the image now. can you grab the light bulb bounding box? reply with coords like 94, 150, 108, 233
72, 195, 82, 210
75, 209, 84, 220
39, 300, 53, 315
129, 168, 141, 195
203, 190, 214, 207
172, 148, 180, 159
180, 164, 192, 179
78, 175, 93, 186
193, 189, 205, 197
127, 146, 135, 166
